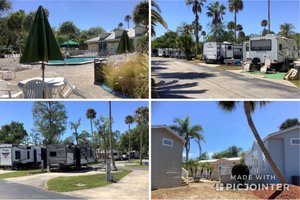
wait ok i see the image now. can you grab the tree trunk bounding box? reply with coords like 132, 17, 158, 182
109, 101, 117, 171
128, 124, 131, 161
234, 11, 237, 42
268, 0, 270, 33
139, 127, 143, 165
195, 13, 199, 58
244, 101, 287, 183
185, 141, 189, 169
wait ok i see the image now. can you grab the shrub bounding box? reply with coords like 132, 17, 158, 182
103, 54, 149, 98
231, 163, 250, 186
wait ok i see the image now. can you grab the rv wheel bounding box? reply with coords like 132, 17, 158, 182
251, 57, 260, 66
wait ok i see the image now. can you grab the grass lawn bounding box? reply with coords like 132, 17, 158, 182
47, 170, 132, 192
215, 65, 242, 70
0, 169, 42, 179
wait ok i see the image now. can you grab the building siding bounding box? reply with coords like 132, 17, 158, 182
151, 128, 184, 189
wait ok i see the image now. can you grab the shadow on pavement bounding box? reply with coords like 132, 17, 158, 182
151, 66, 168, 71
157, 72, 216, 80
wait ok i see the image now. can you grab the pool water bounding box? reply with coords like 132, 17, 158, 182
47, 57, 96, 65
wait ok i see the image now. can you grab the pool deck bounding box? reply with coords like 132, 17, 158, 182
4, 62, 118, 99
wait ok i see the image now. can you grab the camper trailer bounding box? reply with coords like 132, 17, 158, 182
203, 42, 242, 63
244, 34, 298, 71
0, 144, 44, 168
243, 41, 250, 61
158, 48, 163, 57
79, 147, 96, 165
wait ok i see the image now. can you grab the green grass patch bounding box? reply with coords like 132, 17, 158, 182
47, 170, 132, 192
290, 80, 300, 88
0, 169, 42, 179
215, 65, 242, 70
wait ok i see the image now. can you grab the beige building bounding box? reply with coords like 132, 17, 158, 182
199, 157, 241, 180
84, 26, 147, 55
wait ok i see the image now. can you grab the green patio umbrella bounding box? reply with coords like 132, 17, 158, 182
20, 6, 64, 82
60, 40, 79, 48
116, 30, 135, 60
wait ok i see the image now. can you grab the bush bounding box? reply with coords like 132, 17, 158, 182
103, 54, 148, 98
231, 163, 250, 186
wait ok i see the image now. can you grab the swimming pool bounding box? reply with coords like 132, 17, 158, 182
47, 57, 96, 65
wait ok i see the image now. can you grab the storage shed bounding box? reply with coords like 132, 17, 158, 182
151, 125, 185, 189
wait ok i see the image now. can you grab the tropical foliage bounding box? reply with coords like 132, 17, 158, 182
151, 0, 168, 37
211, 145, 243, 159
279, 118, 299, 130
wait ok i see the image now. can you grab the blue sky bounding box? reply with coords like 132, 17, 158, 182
152, 101, 300, 159
8, 0, 143, 32
154, 0, 300, 37
0, 101, 148, 141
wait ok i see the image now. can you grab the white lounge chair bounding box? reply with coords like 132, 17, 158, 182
59, 77, 86, 99
23, 79, 51, 99
0, 80, 23, 98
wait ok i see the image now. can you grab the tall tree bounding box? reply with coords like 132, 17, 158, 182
0, 0, 11, 16
279, 23, 295, 38
124, 15, 132, 29
170, 116, 204, 168
134, 106, 149, 165
133, 0, 149, 28
0, 121, 27, 144
186, 0, 206, 57
70, 118, 81, 145
109, 101, 117, 170
32, 102, 67, 144
228, 0, 243, 42
279, 118, 299, 130
86, 108, 96, 136
151, 0, 168, 36
125, 115, 134, 160
206, 1, 226, 41
58, 21, 80, 40
218, 101, 288, 183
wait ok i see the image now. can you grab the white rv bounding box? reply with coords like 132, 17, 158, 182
158, 48, 163, 57
0, 144, 43, 168
203, 42, 242, 63
242, 41, 250, 61
244, 34, 298, 71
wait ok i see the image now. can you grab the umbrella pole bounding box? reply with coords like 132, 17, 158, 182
42, 61, 45, 98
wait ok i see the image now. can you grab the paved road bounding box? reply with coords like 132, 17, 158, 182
0, 180, 79, 199
152, 57, 300, 99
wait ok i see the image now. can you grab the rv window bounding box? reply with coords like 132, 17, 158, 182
250, 39, 271, 51
27, 151, 30, 159
227, 45, 232, 50
162, 138, 173, 147
291, 138, 300, 145
15, 151, 21, 159
50, 152, 57, 157
279, 44, 282, 51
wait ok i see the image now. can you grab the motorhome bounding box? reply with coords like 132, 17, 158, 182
203, 42, 242, 63
47, 144, 95, 169
0, 144, 44, 168
244, 34, 298, 71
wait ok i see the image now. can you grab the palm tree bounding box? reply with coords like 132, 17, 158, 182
186, 0, 206, 58
124, 15, 132, 29
236, 24, 243, 32
125, 115, 134, 160
201, 30, 206, 41
228, 0, 243, 42
70, 118, 81, 145
206, 1, 226, 41
86, 108, 96, 136
151, 0, 168, 37
118, 22, 123, 29
227, 21, 235, 32
279, 118, 299, 130
133, 0, 149, 28
109, 101, 117, 171
170, 116, 204, 168
134, 106, 149, 165
279, 23, 295, 38
218, 101, 288, 184
261, 19, 268, 35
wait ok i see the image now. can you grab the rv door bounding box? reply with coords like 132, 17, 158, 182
0, 146, 12, 166
225, 45, 233, 58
